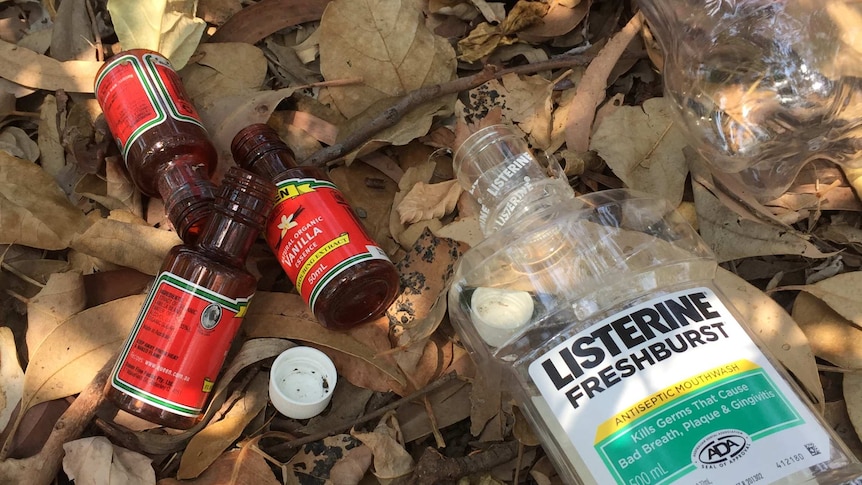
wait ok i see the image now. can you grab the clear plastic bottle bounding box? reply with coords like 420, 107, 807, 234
447, 125, 862, 484
106, 167, 275, 429
95, 49, 218, 243
637, 1, 862, 200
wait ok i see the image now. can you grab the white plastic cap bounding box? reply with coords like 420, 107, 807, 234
471, 287, 534, 347
269, 346, 337, 419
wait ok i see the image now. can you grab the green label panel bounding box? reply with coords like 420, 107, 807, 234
597, 370, 803, 484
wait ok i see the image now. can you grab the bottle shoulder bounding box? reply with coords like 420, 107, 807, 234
162, 245, 256, 290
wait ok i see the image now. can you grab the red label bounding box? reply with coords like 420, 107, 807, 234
266, 177, 391, 310
110, 272, 250, 417
95, 51, 204, 159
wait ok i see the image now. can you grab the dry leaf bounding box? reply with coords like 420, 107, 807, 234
823, 400, 862, 461
158, 448, 279, 485
0, 39, 102, 92
329, 160, 399, 254
844, 373, 862, 448
564, 12, 643, 152
434, 215, 483, 247
519, 0, 589, 41
390, 228, 466, 352
178, 372, 269, 479
352, 414, 414, 481
0, 327, 24, 435
397, 180, 462, 224
0, 152, 89, 250
107, 0, 205, 69
793, 272, 862, 327
320, 0, 456, 119
714, 269, 824, 406
243, 292, 407, 388
49, 0, 95, 61
693, 179, 834, 262
287, 434, 365, 483
390, 161, 437, 247
201, 87, 297, 183
180, 43, 267, 111
329, 445, 374, 485
793, 291, 862, 369
458, 22, 508, 63
26, 270, 85, 356
37, 94, 66, 179
62, 436, 155, 485
70, 216, 180, 276
117, 338, 295, 456
590, 97, 690, 206
0, 126, 39, 162
18, 295, 143, 419
398, 377, 473, 443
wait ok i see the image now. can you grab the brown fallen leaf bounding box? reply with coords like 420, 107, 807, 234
788, 272, 862, 327
389, 228, 466, 356
70, 216, 180, 276
844, 373, 862, 449
320, 0, 456, 119
519, 0, 590, 42
10, 295, 143, 444
0, 38, 102, 92
564, 12, 643, 152
714, 268, 825, 407
26, 270, 85, 357
0, 152, 90, 250
590, 97, 690, 206
178, 372, 269, 479
208, 0, 330, 44
693, 179, 835, 262
286, 434, 365, 483
62, 436, 154, 485
158, 447, 280, 485
352, 412, 414, 482
329, 445, 374, 485
105, 338, 295, 456
793, 291, 862, 369
200, 87, 297, 183
397, 180, 462, 224
180, 43, 267, 112
0, 327, 24, 435
243, 292, 407, 388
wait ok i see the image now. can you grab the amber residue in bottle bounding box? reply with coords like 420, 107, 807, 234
105, 167, 275, 429
231, 124, 400, 330
95, 49, 217, 243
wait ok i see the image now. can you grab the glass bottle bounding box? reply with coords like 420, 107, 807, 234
106, 167, 276, 429
95, 49, 218, 243
637, 1, 862, 200
231, 124, 399, 330
447, 124, 862, 484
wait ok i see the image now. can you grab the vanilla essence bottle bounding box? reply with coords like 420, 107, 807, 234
446, 124, 862, 484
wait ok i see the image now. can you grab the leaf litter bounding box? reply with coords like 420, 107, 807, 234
0, 0, 861, 484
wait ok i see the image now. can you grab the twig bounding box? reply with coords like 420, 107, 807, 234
261, 371, 462, 449
85, 0, 103, 62
412, 440, 520, 485
0, 353, 117, 484
301, 54, 593, 168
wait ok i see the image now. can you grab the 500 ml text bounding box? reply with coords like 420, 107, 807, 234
539, 291, 732, 409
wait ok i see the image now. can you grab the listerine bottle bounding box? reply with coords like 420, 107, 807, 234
447, 124, 862, 484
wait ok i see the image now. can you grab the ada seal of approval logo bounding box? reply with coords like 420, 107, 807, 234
692, 429, 751, 469
200, 303, 222, 330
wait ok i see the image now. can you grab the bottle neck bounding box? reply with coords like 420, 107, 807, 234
196, 168, 276, 266
453, 125, 574, 236
231, 124, 298, 179
158, 155, 216, 244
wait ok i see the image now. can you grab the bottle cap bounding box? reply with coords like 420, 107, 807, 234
471, 287, 534, 346
269, 346, 337, 419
